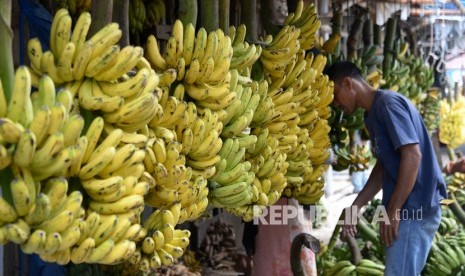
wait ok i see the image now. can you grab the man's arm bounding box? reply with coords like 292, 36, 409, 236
352, 160, 383, 209
342, 160, 383, 238
381, 143, 421, 246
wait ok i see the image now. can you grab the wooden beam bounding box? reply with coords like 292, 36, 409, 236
410, 8, 462, 16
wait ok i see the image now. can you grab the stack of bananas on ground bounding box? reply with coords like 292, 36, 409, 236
124, 204, 191, 272
438, 213, 458, 236
323, 259, 385, 276
420, 88, 441, 134
445, 172, 465, 190
284, 1, 321, 50
424, 237, 465, 276
439, 95, 465, 150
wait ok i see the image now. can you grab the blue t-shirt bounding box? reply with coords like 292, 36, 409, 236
364, 90, 447, 217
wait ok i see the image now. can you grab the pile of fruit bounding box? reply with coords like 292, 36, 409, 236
0, 0, 333, 272
439, 94, 465, 151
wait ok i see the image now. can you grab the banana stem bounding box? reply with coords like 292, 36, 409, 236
449, 191, 465, 226
327, 211, 344, 252
112, 0, 129, 47
89, 0, 114, 37
260, 0, 280, 37
179, 0, 198, 28
347, 7, 366, 60
0, 0, 14, 103
356, 219, 382, 250
373, 23, 382, 46
331, 1, 343, 35
330, 1, 343, 57
218, 0, 230, 33
199, 0, 219, 32
343, 235, 362, 265
448, 147, 457, 162
362, 18, 373, 47
383, 17, 397, 77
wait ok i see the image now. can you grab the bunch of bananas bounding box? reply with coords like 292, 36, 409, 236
323, 260, 356, 275
353, 45, 384, 78
183, 250, 203, 274
333, 145, 371, 172
8, 1, 341, 268
445, 172, 465, 190
294, 56, 334, 205
143, 126, 208, 223
0, 67, 149, 265
28, 9, 159, 133
339, 108, 366, 131
209, 136, 255, 210
424, 238, 465, 275
439, 95, 465, 150
284, 1, 321, 50
129, 0, 146, 34
323, 259, 385, 276
145, 0, 166, 28
53, 0, 92, 18
382, 42, 434, 108
128, 205, 191, 272
420, 88, 441, 134
438, 215, 459, 236
260, 25, 301, 79
355, 259, 385, 275
22, 8, 168, 266
229, 24, 262, 73
220, 77, 260, 138
147, 20, 235, 106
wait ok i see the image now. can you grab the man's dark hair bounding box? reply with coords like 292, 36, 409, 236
325, 61, 363, 84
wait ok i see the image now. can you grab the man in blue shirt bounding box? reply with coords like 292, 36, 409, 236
326, 61, 447, 275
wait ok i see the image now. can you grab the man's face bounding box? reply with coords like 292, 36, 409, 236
333, 77, 357, 114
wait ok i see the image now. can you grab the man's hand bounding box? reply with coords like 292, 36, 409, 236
341, 223, 357, 239
380, 209, 400, 246
341, 206, 358, 239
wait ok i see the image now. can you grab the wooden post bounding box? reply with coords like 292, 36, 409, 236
179, 0, 198, 28
218, 0, 230, 33
88, 0, 113, 37
199, 0, 219, 32
113, 0, 129, 47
